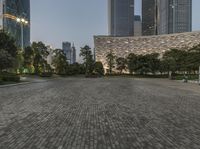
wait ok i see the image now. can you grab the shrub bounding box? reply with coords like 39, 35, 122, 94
0, 73, 20, 82
94, 62, 104, 76
39, 72, 53, 77
0, 78, 3, 85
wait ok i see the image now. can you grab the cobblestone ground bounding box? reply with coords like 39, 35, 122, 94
0, 78, 200, 149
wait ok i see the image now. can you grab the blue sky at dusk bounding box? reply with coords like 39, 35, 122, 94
31, 0, 200, 54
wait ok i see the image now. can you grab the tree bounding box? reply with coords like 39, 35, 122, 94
0, 31, 18, 58
146, 53, 160, 74
32, 42, 49, 74
0, 31, 18, 73
134, 55, 151, 75
163, 49, 185, 74
159, 59, 169, 75
127, 53, 137, 74
188, 44, 200, 73
80, 45, 94, 75
106, 51, 116, 74
0, 49, 15, 72
52, 49, 68, 75
116, 57, 127, 74
23, 46, 35, 73
94, 61, 104, 76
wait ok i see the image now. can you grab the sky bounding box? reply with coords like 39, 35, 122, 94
31, 0, 200, 57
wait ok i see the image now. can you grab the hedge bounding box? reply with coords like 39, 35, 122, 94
0, 73, 20, 82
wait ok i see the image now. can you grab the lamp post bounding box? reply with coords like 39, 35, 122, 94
16, 17, 28, 50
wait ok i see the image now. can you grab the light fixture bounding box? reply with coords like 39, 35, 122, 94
21, 18, 25, 23
16, 18, 21, 22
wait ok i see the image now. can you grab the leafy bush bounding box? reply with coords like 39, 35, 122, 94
39, 72, 53, 77
0, 78, 3, 85
85, 72, 101, 78
94, 62, 104, 76
0, 73, 20, 82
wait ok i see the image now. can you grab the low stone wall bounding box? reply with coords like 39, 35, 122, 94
94, 31, 200, 70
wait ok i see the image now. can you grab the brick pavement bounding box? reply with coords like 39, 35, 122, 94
0, 78, 200, 149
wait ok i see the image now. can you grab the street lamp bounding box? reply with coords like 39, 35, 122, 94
16, 17, 28, 50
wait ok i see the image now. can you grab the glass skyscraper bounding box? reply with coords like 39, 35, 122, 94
108, 0, 134, 37
0, 0, 30, 48
142, 0, 158, 36
167, 0, 192, 34
142, 0, 192, 36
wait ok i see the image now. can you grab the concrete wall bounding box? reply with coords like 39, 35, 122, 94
94, 31, 200, 70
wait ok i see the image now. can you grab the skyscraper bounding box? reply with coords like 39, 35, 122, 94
142, 0, 192, 36
142, 0, 158, 36
63, 42, 72, 64
62, 42, 76, 64
0, 0, 30, 48
157, 0, 192, 34
71, 43, 76, 64
108, 0, 134, 36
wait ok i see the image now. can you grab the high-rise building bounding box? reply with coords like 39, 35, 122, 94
63, 42, 72, 64
108, 0, 134, 36
62, 42, 76, 64
142, 0, 192, 36
158, 0, 192, 34
0, 0, 30, 48
134, 15, 142, 36
142, 0, 158, 36
71, 43, 76, 64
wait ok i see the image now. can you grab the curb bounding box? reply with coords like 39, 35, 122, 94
0, 77, 58, 88
0, 82, 33, 88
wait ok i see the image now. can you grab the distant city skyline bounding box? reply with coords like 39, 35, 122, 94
31, 0, 200, 58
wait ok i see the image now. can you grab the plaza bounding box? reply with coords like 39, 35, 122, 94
0, 77, 200, 149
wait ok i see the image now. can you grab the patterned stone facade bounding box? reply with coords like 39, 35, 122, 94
94, 31, 200, 70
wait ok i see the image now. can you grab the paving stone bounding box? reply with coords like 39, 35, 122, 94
0, 78, 200, 149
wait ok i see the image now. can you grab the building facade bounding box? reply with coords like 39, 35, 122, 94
0, 0, 30, 48
143, 0, 192, 35
108, 0, 134, 36
134, 15, 142, 36
94, 31, 200, 72
62, 42, 72, 64
62, 42, 76, 64
142, 0, 158, 36
157, 0, 169, 34
71, 43, 76, 64
168, 0, 192, 34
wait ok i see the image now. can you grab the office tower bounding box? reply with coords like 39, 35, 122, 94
108, 0, 134, 36
0, 0, 30, 48
143, 0, 192, 35
157, 0, 192, 34
62, 42, 72, 64
134, 15, 142, 36
142, 0, 158, 36
71, 43, 76, 64
62, 42, 76, 64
